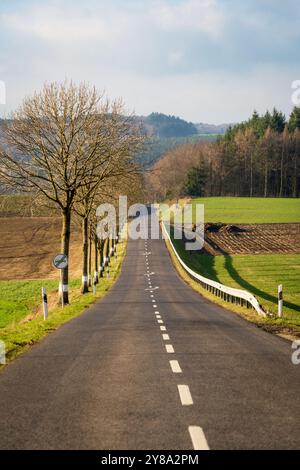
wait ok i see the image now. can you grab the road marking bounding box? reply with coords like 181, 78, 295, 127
155, 311, 159, 314
152, 299, 155, 302
150, 295, 154, 298
188, 426, 210, 450
156, 315, 161, 319
169, 360, 182, 373
160, 326, 166, 331
177, 385, 193, 406
162, 334, 170, 340
145, 286, 159, 291
165, 344, 174, 353
158, 319, 163, 324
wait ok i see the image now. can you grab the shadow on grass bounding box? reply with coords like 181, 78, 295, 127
170, 226, 300, 314
224, 255, 300, 313
172, 239, 221, 285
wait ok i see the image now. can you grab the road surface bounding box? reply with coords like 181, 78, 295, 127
0, 213, 299, 450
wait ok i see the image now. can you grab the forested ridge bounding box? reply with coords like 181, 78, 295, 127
148, 107, 300, 200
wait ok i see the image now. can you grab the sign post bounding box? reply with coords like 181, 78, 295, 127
52, 254, 68, 308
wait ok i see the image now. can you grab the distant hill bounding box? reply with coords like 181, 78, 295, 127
138, 134, 218, 168
140, 113, 198, 139
137, 113, 232, 138
136, 113, 227, 167
0, 115, 229, 169
195, 122, 232, 134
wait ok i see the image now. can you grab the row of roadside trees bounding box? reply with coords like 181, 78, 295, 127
0, 81, 145, 303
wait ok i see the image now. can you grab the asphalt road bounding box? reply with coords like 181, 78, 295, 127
0, 214, 299, 450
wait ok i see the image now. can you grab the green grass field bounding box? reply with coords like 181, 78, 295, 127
173, 236, 300, 327
188, 197, 300, 223
0, 279, 80, 328
162, 198, 300, 329
0, 240, 126, 364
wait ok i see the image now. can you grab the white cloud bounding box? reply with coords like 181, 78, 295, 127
167, 50, 184, 66
102, 65, 297, 122
0, 4, 128, 44
152, 0, 224, 37
0, 1, 297, 122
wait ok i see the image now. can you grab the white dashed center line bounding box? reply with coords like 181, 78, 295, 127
144, 239, 209, 452
188, 426, 210, 450
177, 385, 193, 406
169, 360, 182, 374
165, 344, 174, 353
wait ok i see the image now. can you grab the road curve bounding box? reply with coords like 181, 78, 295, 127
0, 213, 299, 450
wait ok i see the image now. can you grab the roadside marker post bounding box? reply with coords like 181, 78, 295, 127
278, 284, 283, 318
42, 287, 48, 320
59, 280, 64, 309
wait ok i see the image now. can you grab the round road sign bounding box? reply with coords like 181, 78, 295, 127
52, 253, 68, 270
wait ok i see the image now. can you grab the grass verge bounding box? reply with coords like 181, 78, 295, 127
0, 239, 126, 367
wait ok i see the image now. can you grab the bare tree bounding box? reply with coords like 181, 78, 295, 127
0, 81, 142, 303
73, 110, 144, 293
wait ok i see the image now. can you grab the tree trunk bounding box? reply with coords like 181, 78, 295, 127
110, 232, 115, 258
88, 230, 92, 287
81, 216, 89, 294
293, 139, 298, 198
279, 141, 284, 197
60, 208, 71, 304
106, 237, 110, 265
99, 240, 104, 278
94, 232, 99, 284
264, 161, 268, 197
250, 153, 253, 197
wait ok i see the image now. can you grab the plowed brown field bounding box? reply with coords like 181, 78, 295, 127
203, 223, 300, 255
0, 217, 82, 280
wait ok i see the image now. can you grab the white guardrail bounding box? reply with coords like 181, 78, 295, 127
161, 221, 266, 317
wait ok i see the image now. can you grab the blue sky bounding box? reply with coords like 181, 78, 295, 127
0, 0, 299, 122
